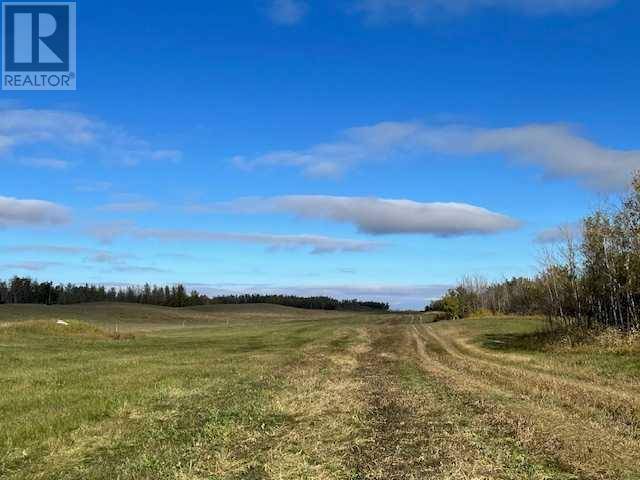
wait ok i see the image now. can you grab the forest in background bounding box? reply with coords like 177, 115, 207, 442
0, 279, 389, 312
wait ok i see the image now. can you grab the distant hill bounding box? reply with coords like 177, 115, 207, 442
0, 302, 353, 333
186, 303, 315, 314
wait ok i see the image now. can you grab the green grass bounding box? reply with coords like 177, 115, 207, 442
1, 305, 639, 479
1, 304, 373, 479
474, 317, 640, 380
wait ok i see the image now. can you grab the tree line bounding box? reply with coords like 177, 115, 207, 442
429, 173, 640, 331
0, 278, 389, 312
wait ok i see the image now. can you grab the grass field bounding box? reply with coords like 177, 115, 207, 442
1, 304, 640, 479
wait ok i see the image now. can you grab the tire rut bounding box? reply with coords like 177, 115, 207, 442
351, 327, 437, 480
352, 325, 582, 480
410, 325, 640, 479
417, 324, 640, 434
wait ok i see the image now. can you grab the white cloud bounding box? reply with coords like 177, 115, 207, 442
268, 0, 309, 25
0, 196, 70, 227
232, 138, 373, 178
353, 0, 615, 22
0, 109, 181, 167
234, 121, 640, 190
86, 222, 382, 254
0, 109, 96, 150
446, 124, 640, 191
206, 195, 520, 236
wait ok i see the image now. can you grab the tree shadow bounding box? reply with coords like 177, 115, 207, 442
480, 332, 554, 352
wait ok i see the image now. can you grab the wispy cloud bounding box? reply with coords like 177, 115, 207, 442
0, 109, 96, 150
0, 108, 181, 167
338, 267, 358, 274
353, 0, 615, 23
133, 228, 381, 254
2, 244, 164, 276
19, 157, 71, 170
4, 244, 136, 266
6, 245, 88, 255
75, 181, 113, 193
86, 252, 134, 265
86, 221, 135, 244
1, 261, 63, 272
149, 149, 183, 162
0, 196, 70, 227
234, 121, 640, 190
86, 222, 382, 254
199, 195, 520, 236
97, 201, 158, 213
155, 252, 198, 261
267, 0, 309, 25
535, 222, 583, 244
112, 265, 168, 274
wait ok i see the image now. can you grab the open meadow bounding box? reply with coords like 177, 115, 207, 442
1, 304, 640, 480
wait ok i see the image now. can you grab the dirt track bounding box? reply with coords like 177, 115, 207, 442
350, 320, 640, 480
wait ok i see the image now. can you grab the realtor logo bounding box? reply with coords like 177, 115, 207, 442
2, 2, 76, 90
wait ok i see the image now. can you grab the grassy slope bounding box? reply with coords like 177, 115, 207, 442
1, 305, 639, 479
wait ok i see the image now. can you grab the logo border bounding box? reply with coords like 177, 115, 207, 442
2, 1, 76, 91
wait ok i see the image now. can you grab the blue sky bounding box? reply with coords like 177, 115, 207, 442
2, 0, 639, 308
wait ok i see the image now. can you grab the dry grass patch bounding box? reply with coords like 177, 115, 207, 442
253, 330, 368, 479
